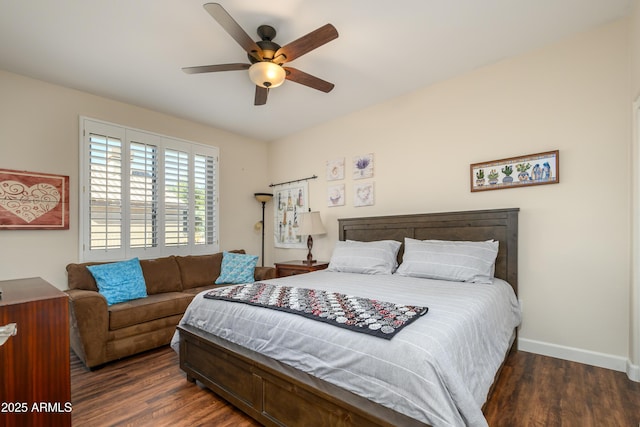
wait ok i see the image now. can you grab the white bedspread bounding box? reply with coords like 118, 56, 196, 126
171, 271, 521, 427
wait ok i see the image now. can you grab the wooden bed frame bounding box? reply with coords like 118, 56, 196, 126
178, 208, 519, 427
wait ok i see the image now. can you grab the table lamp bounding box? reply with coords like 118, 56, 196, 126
298, 211, 326, 264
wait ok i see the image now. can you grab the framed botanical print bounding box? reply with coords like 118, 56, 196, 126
353, 154, 374, 179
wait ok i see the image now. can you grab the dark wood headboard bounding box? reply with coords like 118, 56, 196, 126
338, 208, 519, 293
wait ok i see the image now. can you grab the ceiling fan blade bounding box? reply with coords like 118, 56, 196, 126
182, 63, 250, 74
254, 86, 268, 105
203, 3, 263, 61
274, 24, 338, 64
284, 67, 334, 93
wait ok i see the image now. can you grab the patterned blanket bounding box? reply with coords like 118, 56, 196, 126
204, 282, 428, 339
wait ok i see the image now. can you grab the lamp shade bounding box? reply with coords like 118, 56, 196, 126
298, 211, 326, 236
248, 62, 286, 88
254, 192, 273, 203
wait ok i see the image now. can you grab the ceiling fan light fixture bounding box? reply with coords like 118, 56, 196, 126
249, 61, 286, 88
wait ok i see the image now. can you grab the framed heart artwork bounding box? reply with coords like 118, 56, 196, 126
0, 169, 69, 230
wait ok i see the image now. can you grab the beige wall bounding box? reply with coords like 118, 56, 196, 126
0, 14, 634, 374
268, 19, 631, 367
632, 0, 640, 100
630, 0, 640, 375
0, 70, 268, 289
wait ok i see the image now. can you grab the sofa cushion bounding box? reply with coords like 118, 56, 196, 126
176, 250, 245, 290
108, 292, 194, 330
87, 258, 148, 306
140, 256, 182, 294
215, 251, 259, 284
67, 262, 104, 292
69, 257, 182, 295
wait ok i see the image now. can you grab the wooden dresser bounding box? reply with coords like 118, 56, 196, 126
0, 277, 71, 427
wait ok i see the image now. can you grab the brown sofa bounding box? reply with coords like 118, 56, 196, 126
65, 250, 275, 369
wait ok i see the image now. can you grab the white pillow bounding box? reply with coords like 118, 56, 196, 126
396, 238, 499, 284
328, 240, 402, 274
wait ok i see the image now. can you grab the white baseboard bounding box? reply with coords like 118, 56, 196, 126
628, 359, 640, 382
518, 337, 638, 382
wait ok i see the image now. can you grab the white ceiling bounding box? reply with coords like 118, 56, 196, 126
0, 1, 632, 142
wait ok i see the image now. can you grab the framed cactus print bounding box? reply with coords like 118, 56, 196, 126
470, 150, 559, 192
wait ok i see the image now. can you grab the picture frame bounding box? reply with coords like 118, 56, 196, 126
0, 169, 69, 230
273, 181, 309, 248
470, 150, 559, 192
354, 182, 374, 207
327, 184, 345, 207
353, 153, 374, 179
326, 158, 345, 181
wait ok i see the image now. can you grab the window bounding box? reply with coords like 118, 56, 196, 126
80, 117, 219, 261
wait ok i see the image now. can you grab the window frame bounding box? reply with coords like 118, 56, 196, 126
79, 117, 219, 262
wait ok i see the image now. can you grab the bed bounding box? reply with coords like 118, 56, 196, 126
172, 208, 520, 427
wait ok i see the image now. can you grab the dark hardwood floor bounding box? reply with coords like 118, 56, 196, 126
70, 346, 258, 427
70, 346, 640, 426
484, 350, 640, 427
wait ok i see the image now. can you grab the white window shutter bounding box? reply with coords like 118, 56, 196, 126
80, 117, 219, 262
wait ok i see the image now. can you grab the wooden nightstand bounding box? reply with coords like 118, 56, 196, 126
274, 260, 329, 278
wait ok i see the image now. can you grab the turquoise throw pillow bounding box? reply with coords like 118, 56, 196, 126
87, 258, 148, 305
215, 252, 258, 284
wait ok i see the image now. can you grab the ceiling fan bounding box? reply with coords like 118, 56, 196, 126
183, 3, 339, 106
